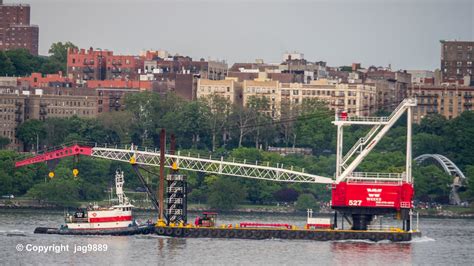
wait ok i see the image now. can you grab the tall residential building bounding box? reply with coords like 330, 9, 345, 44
408, 84, 473, 123
440, 40, 474, 85
0, 86, 97, 150
141, 55, 228, 100
365, 69, 411, 111
0, 1, 38, 55
280, 80, 377, 117
242, 79, 280, 118
196, 78, 242, 105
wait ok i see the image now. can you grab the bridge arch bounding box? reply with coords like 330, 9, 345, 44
414, 154, 465, 180
414, 154, 466, 205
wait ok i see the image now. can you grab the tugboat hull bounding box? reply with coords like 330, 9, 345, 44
34, 225, 154, 236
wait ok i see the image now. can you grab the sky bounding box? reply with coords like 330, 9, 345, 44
7, 0, 474, 70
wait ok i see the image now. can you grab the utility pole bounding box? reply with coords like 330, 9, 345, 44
158, 129, 166, 222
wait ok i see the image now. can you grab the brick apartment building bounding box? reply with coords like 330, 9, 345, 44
440, 40, 474, 85
364, 68, 411, 111
67, 47, 144, 85
0, 86, 97, 150
0, 0, 39, 55
18, 72, 74, 88
141, 54, 228, 100
408, 84, 473, 123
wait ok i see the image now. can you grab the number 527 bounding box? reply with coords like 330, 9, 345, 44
348, 200, 362, 206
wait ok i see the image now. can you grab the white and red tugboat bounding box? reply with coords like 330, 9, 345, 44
35, 170, 154, 236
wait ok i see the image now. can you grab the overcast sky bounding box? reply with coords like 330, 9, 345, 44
7, 0, 474, 70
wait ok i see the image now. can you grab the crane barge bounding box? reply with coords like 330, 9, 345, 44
15, 98, 421, 242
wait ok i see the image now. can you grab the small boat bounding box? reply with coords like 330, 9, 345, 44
34, 170, 154, 236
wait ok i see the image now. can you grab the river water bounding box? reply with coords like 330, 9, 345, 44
0, 209, 472, 265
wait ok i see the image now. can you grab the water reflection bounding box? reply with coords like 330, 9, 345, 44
155, 237, 187, 258
331, 242, 412, 265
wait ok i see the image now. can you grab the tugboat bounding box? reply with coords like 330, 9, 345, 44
34, 170, 154, 236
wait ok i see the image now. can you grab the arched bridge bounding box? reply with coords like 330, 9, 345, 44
414, 154, 466, 205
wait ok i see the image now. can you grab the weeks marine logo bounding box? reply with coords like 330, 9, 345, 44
367, 188, 382, 201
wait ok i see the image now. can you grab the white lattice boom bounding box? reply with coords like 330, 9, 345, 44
91, 147, 333, 184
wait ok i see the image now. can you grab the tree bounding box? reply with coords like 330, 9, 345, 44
48, 41, 78, 64
38, 59, 64, 74
463, 165, 474, 201
443, 112, 474, 168
207, 176, 247, 210
163, 100, 210, 149
5, 49, 35, 76
413, 164, 452, 203
125, 92, 162, 147
295, 193, 318, 211
413, 133, 445, 156
97, 111, 134, 144
295, 105, 335, 154
0, 137, 10, 149
27, 178, 81, 207
0, 150, 46, 196
201, 94, 232, 151
279, 102, 300, 148
247, 96, 272, 149
232, 104, 256, 147
0, 51, 15, 76
418, 114, 447, 135
16, 119, 46, 151
273, 188, 299, 202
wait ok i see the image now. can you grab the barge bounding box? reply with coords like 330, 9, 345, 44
154, 226, 420, 242
154, 211, 421, 242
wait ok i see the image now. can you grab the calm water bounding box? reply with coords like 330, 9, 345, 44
0, 209, 472, 265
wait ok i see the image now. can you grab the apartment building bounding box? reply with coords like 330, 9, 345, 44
0, 86, 23, 149
280, 80, 377, 117
24, 87, 97, 120
0, 86, 97, 150
67, 47, 143, 84
0, 1, 39, 55
408, 84, 473, 123
196, 78, 242, 105
440, 40, 474, 85
18, 72, 74, 88
242, 79, 280, 118
407, 70, 435, 85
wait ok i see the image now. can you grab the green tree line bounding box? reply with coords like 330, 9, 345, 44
0, 41, 77, 76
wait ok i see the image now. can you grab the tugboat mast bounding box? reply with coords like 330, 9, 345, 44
115, 169, 129, 206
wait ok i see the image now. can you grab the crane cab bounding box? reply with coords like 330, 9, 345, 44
195, 212, 217, 227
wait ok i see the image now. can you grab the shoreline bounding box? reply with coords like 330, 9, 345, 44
1, 200, 473, 218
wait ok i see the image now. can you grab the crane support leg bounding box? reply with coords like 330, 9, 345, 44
131, 165, 160, 213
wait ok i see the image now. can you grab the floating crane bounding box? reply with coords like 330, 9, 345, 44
15, 98, 418, 235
